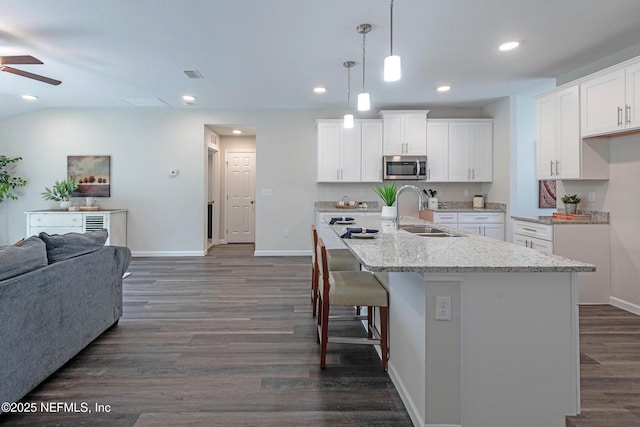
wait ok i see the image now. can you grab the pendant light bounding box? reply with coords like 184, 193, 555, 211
384, 0, 401, 82
356, 23, 372, 112
343, 61, 355, 128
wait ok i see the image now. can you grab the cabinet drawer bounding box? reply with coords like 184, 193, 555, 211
513, 220, 553, 240
29, 226, 83, 236
513, 233, 553, 253
432, 212, 458, 224
29, 213, 82, 227
458, 212, 504, 224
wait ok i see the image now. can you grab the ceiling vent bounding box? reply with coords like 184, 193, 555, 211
184, 70, 204, 79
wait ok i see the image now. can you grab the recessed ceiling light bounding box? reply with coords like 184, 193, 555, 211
313, 86, 327, 94
232, 129, 242, 135
437, 86, 451, 92
21, 94, 38, 101
182, 95, 196, 102
499, 41, 520, 51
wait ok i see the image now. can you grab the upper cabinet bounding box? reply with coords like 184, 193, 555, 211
581, 60, 640, 137
425, 120, 449, 181
448, 120, 493, 182
316, 119, 382, 183
380, 110, 429, 155
536, 86, 609, 181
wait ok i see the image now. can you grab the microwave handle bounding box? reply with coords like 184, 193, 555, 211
416, 160, 420, 179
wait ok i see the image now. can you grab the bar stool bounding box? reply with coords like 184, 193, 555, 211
316, 237, 389, 371
311, 225, 360, 316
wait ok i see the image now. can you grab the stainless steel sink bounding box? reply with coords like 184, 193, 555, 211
399, 225, 465, 237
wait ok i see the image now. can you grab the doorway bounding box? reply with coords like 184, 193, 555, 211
225, 150, 256, 243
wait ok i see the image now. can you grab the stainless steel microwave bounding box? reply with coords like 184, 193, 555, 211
383, 155, 427, 180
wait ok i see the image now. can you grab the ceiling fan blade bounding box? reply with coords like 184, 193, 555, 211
1, 66, 61, 85
0, 55, 43, 65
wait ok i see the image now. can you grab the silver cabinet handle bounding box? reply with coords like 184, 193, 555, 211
626, 104, 631, 125
618, 106, 623, 126
341, 169, 344, 180
472, 168, 475, 180
555, 161, 559, 175
522, 227, 538, 233
475, 216, 489, 220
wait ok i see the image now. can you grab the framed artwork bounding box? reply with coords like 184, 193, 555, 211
539, 180, 556, 208
68, 155, 111, 197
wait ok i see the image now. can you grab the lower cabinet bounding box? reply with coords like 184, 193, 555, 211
26, 210, 127, 246
419, 210, 505, 240
512, 219, 611, 304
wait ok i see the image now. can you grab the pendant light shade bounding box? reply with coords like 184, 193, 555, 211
343, 113, 354, 128
384, 0, 401, 82
356, 24, 372, 112
384, 55, 401, 82
357, 92, 370, 112
343, 60, 355, 128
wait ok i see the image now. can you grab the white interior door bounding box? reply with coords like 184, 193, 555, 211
226, 151, 256, 243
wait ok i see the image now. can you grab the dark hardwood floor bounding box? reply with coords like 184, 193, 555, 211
1, 244, 411, 427
2, 244, 639, 426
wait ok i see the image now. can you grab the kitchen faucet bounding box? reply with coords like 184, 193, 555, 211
395, 184, 424, 230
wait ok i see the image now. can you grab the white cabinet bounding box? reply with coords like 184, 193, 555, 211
425, 120, 449, 181
512, 219, 611, 303
419, 210, 505, 241
581, 60, 640, 137
26, 210, 127, 246
448, 120, 493, 182
360, 121, 384, 182
536, 86, 609, 180
458, 212, 505, 240
316, 119, 383, 182
380, 110, 428, 155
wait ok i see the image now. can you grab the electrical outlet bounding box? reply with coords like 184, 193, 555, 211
588, 191, 596, 202
435, 296, 451, 320
283, 229, 289, 237
464, 190, 469, 197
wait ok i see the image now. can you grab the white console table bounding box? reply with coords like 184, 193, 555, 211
25, 209, 127, 246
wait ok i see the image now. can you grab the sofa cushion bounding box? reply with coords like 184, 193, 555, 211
39, 229, 108, 263
0, 236, 48, 280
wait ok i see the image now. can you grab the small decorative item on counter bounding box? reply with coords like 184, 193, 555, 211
373, 182, 397, 219
473, 195, 485, 208
561, 194, 581, 215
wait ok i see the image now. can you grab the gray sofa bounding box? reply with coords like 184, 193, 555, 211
0, 230, 131, 409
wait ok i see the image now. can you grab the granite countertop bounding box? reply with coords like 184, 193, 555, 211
511, 210, 609, 225
315, 201, 381, 213
327, 215, 595, 273
421, 201, 506, 213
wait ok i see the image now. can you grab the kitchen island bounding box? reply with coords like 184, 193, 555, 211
328, 215, 595, 427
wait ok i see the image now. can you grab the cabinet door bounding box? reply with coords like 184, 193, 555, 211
626, 61, 640, 130
382, 114, 404, 155
448, 122, 473, 181
472, 122, 493, 181
316, 122, 342, 182
458, 224, 480, 235
404, 114, 427, 155
536, 92, 557, 179
580, 68, 626, 137
512, 233, 553, 253
341, 125, 362, 181
426, 121, 449, 181
557, 86, 580, 179
480, 224, 504, 241
361, 121, 383, 182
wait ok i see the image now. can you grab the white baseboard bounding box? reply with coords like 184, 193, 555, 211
253, 250, 312, 257
131, 250, 206, 257
387, 361, 425, 427
610, 296, 640, 316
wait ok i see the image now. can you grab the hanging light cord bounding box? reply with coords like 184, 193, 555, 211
389, 0, 394, 55
361, 31, 366, 92
347, 66, 351, 109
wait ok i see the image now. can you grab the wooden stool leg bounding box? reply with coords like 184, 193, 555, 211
367, 307, 373, 339
311, 264, 318, 317
320, 296, 329, 369
380, 306, 388, 371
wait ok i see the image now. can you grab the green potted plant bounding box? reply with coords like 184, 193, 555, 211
561, 194, 581, 214
42, 178, 80, 209
374, 182, 398, 219
0, 156, 28, 203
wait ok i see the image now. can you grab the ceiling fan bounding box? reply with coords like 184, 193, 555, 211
0, 55, 61, 86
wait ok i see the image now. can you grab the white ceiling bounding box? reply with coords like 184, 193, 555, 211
2, 0, 640, 121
